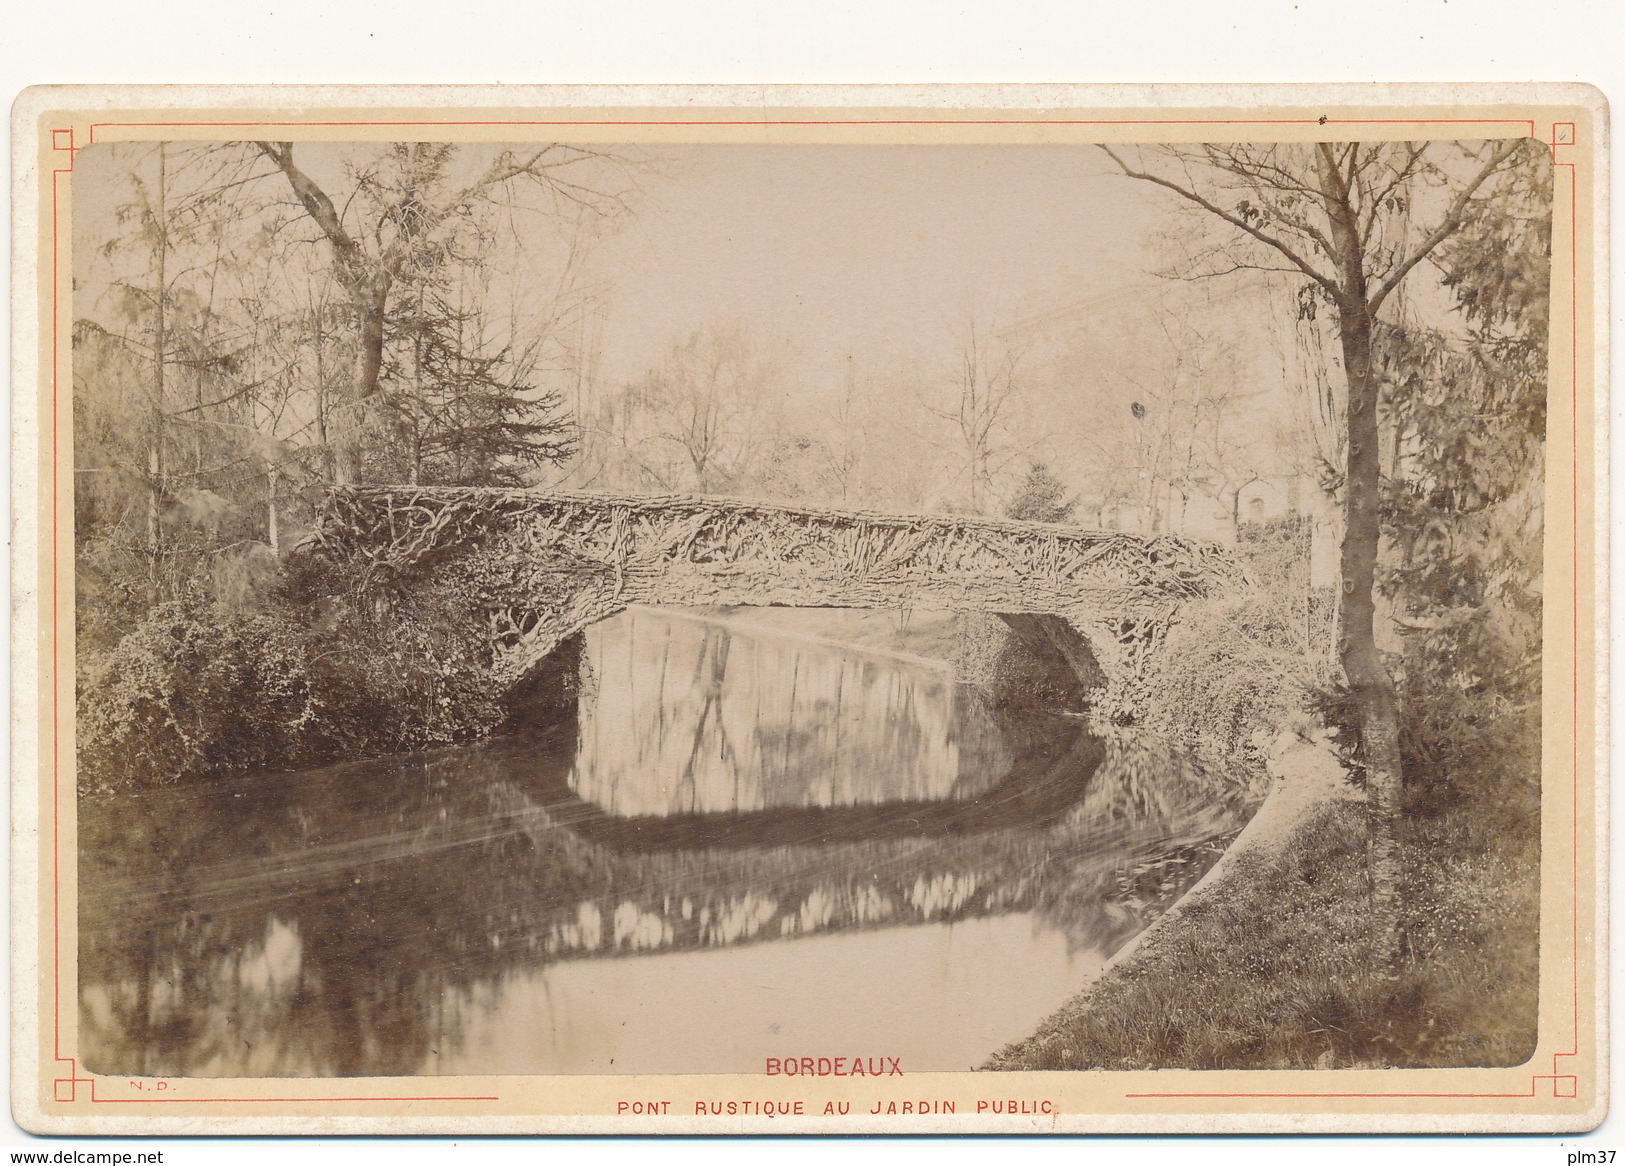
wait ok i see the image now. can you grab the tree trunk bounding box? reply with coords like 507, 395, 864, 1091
1334, 294, 1406, 974
147, 143, 168, 595
266, 465, 280, 553
332, 278, 390, 485
1318, 142, 1405, 976
313, 322, 334, 484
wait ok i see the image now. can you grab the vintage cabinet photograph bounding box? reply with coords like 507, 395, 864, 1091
10, 85, 1606, 1135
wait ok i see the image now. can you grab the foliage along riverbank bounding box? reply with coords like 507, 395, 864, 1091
74, 533, 590, 796
985, 518, 1543, 1071
74, 546, 1082, 795
986, 766, 1539, 1070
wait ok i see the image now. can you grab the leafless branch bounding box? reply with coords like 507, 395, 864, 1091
1099, 146, 1339, 296
1369, 139, 1524, 316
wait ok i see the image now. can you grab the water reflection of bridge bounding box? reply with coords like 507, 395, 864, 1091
561, 604, 1094, 845
78, 726, 1246, 1079
80, 602, 1257, 1078
542, 712, 1104, 850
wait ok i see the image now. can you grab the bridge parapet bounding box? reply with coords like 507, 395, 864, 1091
307, 486, 1243, 716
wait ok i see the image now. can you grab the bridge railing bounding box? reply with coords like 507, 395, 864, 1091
307, 485, 1245, 602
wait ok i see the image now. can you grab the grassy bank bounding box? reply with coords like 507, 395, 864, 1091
982, 520, 1542, 1073
986, 778, 1539, 1070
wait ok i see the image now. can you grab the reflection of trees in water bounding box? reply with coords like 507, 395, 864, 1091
510, 730, 1246, 972
578, 609, 1012, 814
78, 751, 616, 1077
79, 627, 1256, 1079
1021, 736, 1253, 943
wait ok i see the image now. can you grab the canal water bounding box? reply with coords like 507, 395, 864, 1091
77, 606, 1257, 1078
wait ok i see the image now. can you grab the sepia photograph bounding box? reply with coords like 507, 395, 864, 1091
11, 87, 1605, 1135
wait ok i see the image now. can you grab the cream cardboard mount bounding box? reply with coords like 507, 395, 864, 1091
9, 84, 1608, 1136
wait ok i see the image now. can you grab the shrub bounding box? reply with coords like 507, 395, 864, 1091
1308, 602, 1541, 815
77, 600, 321, 794
1005, 462, 1076, 524
1139, 589, 1331, 786
284, 533, 603, 751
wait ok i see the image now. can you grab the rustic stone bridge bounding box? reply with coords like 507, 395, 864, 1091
307, 486, 1242, 716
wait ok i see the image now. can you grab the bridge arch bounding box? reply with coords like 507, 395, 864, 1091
307, 487, 1242, 721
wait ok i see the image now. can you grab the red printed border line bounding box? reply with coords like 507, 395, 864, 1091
82, 117, 1543, 131
42, 110, 1588, 1114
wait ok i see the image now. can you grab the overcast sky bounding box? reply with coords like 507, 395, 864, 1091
69, 137, 1309, 491
74, 140, 1171, 379
586, 143, 1170, 386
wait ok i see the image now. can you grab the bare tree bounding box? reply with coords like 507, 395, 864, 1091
1102, 138, 1528, 954
607, 326, 772, 495
816, 357, 870, 505
928, 303, 1031, 514
1061, 290, 1259, 538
